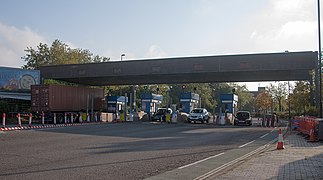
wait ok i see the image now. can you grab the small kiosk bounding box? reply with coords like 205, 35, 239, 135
219, 94, 238, 125
179, 92, 199, 113
140, 93, 163, 115
106, 96, 128, 121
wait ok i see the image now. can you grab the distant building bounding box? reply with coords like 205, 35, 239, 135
249, 87, 266, 97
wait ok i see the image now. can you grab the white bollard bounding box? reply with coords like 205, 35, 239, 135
42, 112, 45, 126
95, 112, 98, 122
29, 113, 32, 126
87, 113, 90, 123
2, 113, 6, 128
17, 113, 21, 127
64, 113, 67, 124
53, 113, 57, 125
71, 113, 74, 123
79, 113, 82, 123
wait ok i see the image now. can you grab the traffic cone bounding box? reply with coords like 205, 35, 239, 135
277, 128, 285, 150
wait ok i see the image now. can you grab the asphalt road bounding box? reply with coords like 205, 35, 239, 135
0, 121, 281, 180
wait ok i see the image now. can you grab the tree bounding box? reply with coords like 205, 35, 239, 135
266, 82, 288, 112
290, 81, 313, 115
22, 39, 110, 69
230, 83, 253, 111
256, 91, 272, 114
22, 43, 51, 69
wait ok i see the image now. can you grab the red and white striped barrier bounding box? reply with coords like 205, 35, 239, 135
0, 121, 103, 131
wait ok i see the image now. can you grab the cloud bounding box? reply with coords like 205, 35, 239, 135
145, 45, 167, 58
0, 22, 47, 68
248, 0, 317, 52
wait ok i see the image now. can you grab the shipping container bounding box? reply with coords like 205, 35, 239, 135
0, 67, 40, 92
31, 84, 104, 123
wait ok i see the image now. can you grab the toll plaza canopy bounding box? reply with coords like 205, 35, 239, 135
39, 51, 317, 86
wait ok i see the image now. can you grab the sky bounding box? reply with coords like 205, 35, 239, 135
0, 0, 319, 91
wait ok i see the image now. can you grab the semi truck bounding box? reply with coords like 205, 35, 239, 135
31, 84, 104, 123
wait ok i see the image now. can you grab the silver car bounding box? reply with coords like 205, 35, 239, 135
188, 108, 209, 123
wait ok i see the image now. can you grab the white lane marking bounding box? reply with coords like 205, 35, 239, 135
271, 129, 275, 132
239, 140, 255, 148
178, 152, 225, 170
194, 138, 277, 180
260, 133, 269, 139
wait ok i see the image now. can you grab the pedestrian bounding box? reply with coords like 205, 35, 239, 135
271, 113, 276, 127
275, 114, 279, 127
266, 115, 270, 127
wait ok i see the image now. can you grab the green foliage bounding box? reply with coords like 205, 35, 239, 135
230, 83, 253, 111
266, 82, 288, 112
22, 39, 110, 69
290, 81, 312, 115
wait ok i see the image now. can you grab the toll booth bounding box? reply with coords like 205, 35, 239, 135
219, 94, 238, 125
179, 92, 199, 113
140, 93, 163, 115
106, 96, 128, 121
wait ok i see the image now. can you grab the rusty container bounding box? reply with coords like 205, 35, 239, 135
31, 84, 104, 112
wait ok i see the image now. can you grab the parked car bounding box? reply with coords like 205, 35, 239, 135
187, 108, 209, 123
234, 111, 252, 126
152, 108, 173, 122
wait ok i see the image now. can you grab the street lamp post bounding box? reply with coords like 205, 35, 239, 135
121, 54, 125, 61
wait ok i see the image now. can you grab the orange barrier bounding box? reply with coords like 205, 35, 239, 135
294, 116, 319, 141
